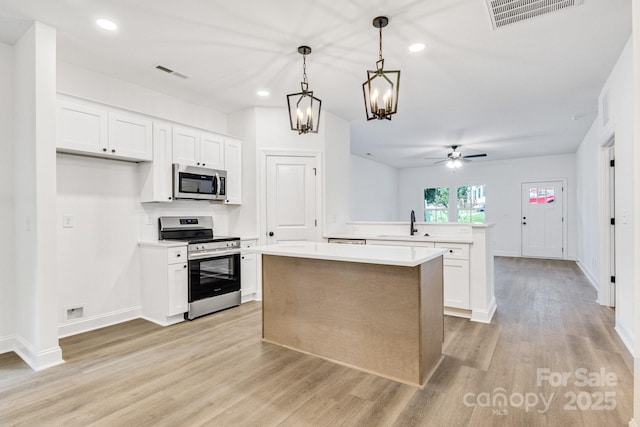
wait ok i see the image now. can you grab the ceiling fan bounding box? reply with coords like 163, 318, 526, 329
424, 145, 487, 168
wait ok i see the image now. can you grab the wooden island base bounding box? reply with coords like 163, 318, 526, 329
262, 254, 444, 387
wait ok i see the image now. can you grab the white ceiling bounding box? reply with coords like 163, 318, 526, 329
0, 0, 632, 168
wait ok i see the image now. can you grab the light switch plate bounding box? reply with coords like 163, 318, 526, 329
63, 214, 74, 228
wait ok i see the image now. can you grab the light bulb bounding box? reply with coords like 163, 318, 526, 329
447, 160, 455, 169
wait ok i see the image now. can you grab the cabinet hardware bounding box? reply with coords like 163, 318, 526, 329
111, 149, 115, 153
102, 148, 107, 152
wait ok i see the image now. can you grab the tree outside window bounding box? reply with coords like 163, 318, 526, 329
424, 187, 449, 222
457, 185, 486, 223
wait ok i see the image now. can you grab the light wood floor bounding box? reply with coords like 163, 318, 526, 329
0, 257, 633, 426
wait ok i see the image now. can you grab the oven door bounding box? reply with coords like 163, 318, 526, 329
189, 252, 240, 302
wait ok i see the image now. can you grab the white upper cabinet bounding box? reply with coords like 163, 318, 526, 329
172, 126, 199, 166
224, 137, 242, 204
57, 98, 152, 162
57, 100, 108, 155
173, 127, 225, 169
200, 132, 225, 169
140, 122, 173, 203
108, 112, 153, 161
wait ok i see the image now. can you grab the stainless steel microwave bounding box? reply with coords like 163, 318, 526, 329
173, 164, 227, 201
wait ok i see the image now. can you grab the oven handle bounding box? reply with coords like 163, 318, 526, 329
188, 249, 240, 261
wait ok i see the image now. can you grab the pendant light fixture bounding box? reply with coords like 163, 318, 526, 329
287, 46, 322, 134
362, 16, 400, 121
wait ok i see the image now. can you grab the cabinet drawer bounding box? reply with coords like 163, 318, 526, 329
167, 246, 187, 264
241, 239, 258, 250
435, 242, 469, 260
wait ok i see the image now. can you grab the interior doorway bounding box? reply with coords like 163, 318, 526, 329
263, 153, 321, 244
600, 141, 616, 308
521, 180, 565, 258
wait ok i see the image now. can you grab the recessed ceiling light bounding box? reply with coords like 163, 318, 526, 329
96, 18, 118, 31
257, 90, 269, 97
409, 43, 426, 53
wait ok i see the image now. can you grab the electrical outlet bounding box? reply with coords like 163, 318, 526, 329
63, 214, 74, 228
66, 306, 84, 320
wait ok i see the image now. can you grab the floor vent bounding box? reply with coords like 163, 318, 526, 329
155, 64, 190, 79
486, 0, 584, 29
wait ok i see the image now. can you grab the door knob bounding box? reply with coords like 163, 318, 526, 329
268, 231, 274, 237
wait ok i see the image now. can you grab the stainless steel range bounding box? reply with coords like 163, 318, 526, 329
159, 216, 241, 320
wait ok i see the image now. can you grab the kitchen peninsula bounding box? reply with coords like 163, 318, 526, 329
250, 242, 445, 387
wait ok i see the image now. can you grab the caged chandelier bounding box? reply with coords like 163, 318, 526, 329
362, 16, 400, 121
287, 46, 322, 134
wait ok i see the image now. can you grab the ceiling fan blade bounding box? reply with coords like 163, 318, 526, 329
423, 157, 445, 160
462, 153, 487, 159
433, 159, 449, 164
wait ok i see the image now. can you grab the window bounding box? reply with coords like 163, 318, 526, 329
529, 187, 555, 204
424, 185, 486, 223
423, 187, 449, 222
457, 185, 486, 222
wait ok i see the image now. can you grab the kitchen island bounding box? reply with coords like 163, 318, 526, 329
249, 242, 445, 387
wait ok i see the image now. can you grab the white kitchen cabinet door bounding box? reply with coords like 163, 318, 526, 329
199, 132, 224, 169
224, 138, 242, 204
443, 259, 470, 309
172, 126, 199, 166
139, 122, 173, 203
241, 253, 257, 296
57, 100, 108, 155
108, 112, 153, 161
167, 262, 189, 316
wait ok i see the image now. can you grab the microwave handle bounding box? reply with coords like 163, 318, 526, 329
215, 172, 221, 198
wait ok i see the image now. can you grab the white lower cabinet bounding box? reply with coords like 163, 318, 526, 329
435, 242, 470, 310
366, 239, 471, 311
241, 239, 258, 299
140, 244, 188, 325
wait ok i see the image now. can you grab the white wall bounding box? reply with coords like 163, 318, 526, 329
323, 112, 351, 234
55, 62, 232, 336
0, 41, 15, 347
350, 155, 399, 221
57, 61, 227, 134
397, 154, 577, 259
576, 38, 635, 353
13, 22, 62, 369
228, 107, 350, 239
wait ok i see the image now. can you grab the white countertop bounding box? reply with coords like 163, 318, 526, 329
324, 234, 473, 244
249, 242, 445, 267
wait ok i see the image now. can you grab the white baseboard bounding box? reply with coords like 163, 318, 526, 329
12, 335, 64, 371
629, 418, 638, 427
493, 251, 520, 257
575, 261, 599, 292
140, 314, 184, 327
471, 297, 498, 324
0, 335, 16, 355
58, 306, 142, 338
615, 324, 636, 358
241, 294, 258, 304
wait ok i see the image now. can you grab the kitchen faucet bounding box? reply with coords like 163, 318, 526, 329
410, 210, 417, 236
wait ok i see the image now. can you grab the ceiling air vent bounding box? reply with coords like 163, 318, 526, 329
155, 64, 190, 79
486, 0, 584, 29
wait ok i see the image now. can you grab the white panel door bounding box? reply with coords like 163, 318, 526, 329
108, 112, 153, 161
521, 181, 564, 258
172, 126, 199, 166
167, 263, 188, 316
266, 155, 317, 244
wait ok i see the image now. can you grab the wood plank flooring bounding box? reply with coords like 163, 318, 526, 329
0, 257, 633, 426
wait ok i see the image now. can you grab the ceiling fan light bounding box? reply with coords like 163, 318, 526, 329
447, 160, 455, 169
454, 159, 462, 168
